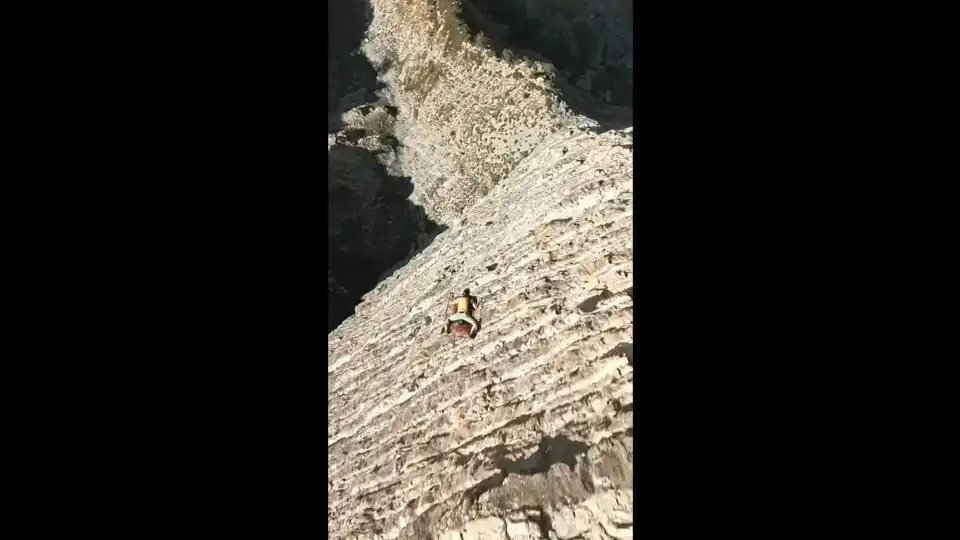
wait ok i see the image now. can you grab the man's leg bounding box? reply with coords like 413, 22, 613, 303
444, 314, 466, 334
447, 313, 479, 336
467, 315, 478, 337
450, 313, 479, 336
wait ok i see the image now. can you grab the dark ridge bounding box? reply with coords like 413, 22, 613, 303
328, 145, 445, 331
328, 0, 385, 133
328, 0, 446, 331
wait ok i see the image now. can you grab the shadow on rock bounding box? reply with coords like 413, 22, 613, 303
490, 434, 590, 476
328, 144, 445, 331
460, 434, 591, 506
461, 0, 633, 130
328, 0, 387, 133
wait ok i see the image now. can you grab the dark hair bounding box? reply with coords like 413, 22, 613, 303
462, 288, 471, 295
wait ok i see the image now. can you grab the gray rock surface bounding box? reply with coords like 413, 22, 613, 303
329, 1, 634, 538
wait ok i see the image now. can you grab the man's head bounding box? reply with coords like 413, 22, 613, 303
462, 288, 471, 296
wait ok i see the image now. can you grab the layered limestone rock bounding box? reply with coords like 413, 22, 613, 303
329, 1, 634, 538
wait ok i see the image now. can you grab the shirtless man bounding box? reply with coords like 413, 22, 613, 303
442, 288, 480, 338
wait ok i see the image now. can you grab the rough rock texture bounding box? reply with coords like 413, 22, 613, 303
359, 0, 632, 225
329, 1, 634, 538
460, 0, 634, 107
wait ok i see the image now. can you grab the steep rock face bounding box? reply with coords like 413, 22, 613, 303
329, 1, 634, 539
360, 0, 592, 225
461, 0, 634, 107
358, 0, 632, 225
